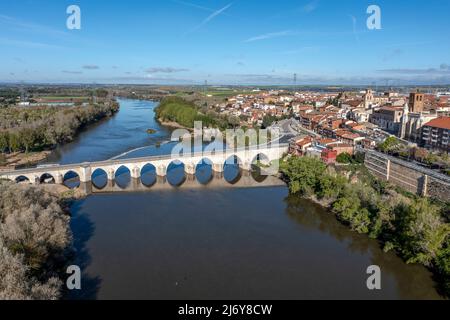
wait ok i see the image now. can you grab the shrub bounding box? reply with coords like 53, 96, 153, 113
0, 182, 72, 300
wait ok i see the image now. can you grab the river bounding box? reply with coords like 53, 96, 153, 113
57, 99, 442, 300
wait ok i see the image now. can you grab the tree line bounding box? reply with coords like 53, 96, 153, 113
0, 102, 119, 153
155, 96, 256, 130
281, 155, 450, 297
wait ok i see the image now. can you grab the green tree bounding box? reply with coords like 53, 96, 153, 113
377, 136, 401, 153
8, 132, 22, 152
19, 128, 36, 153
281, 156, 327, 195
0, 131, 8, 152
394, 199, 450, 266
336, 152, 353, 164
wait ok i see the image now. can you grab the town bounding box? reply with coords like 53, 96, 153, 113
205, 87, 450, 170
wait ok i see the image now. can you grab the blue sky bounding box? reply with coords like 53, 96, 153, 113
1, 0, 449, 85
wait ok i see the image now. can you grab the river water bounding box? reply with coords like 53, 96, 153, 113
58, 99, 442, 300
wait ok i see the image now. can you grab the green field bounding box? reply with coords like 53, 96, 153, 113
39, 96, 89, 100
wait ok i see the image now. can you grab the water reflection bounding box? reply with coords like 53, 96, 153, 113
114, 166, 131, 189
284, 196, 442, 300
141, 164, 157, 187
166, 161, 186, 187
77, 170, 284, 195
63, 171, 80, 189
69, 186, 443, 300
196, 159, 213, 185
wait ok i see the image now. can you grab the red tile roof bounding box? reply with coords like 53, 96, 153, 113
424, 117, 450, 130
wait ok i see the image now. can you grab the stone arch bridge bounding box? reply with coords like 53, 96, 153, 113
0, 144, 288, 186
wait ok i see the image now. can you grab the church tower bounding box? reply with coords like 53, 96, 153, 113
399, 102, 409, 139
364, 89, 374, 109
409, 91, 424, 113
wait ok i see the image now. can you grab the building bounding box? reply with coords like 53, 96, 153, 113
289, 136, 313, 156
421, 117, 450, 152
370, 106, 404, 134
321, 149, 338, 164
399, 102, 437, 142
409, 91, 425, 113
349, 108, 371, 123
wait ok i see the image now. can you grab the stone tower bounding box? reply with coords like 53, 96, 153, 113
409, 91, 424, 113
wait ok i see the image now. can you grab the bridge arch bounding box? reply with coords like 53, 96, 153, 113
167, 160, 186, 187
92, 168, 108, 189
115, 165, 131, 189
141, 163, 157, 187
63, 171, 80, 189
15, 175, 30, 184
40, 173, 55, 184
224, 155, 243, 185
250, 153, 271, 183
196, 158, 213, 185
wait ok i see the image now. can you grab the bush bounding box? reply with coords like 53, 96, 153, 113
336, 152, 353, 164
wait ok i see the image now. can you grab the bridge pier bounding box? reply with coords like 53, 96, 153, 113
107, 168, 115, 181
157, 175, 167, 184
212, 163, 224, 173
55, 173, 63, 185
131, 177, 141, 189
131, 166, 140, 179
107, 179, 115, 188
79, 181, 92, 195
186, 174, 196, 182
156, 164, 167, 177
32, 175, 40, 185
79, 165, 92, 183
185, 162, 196, 176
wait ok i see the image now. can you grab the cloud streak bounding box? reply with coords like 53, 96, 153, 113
378, 64, 450, 75
0, 14, 67, 37
82, 65, 100, 70
146, 67, 189, 73
244, 30, 294, 43
0, 37, 65, 49
62, 70, 83, 74
189, 3, 232, 33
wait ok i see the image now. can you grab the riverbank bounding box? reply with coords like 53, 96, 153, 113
281, 155, 450, 298
0, 101, 120, 168
157, 118, 192, 131
0, 150, 52, 170
0, 181, 73, 300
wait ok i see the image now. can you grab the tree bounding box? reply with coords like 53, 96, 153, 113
377, 136, 401, 153
8, 132, 22, 152
0, 131, 8, 152
19, 128, 36, 153
281, 156, 327, 195
393, 199, 450, 266
336, 152, 353, 164
228, 115, 240, 129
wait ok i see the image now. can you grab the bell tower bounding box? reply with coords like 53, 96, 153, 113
409, 91, 424, 113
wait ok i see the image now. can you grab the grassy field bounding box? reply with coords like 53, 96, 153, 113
39, 96, 89, 101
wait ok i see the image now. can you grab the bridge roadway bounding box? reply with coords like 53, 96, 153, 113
0, 144, 289, 185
